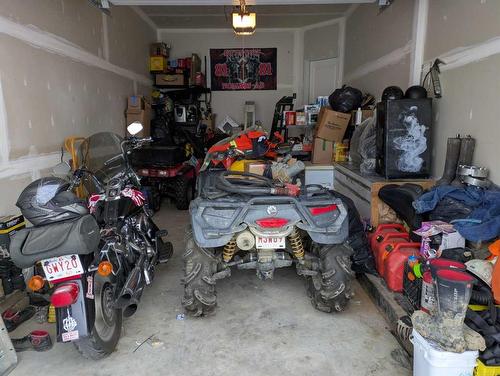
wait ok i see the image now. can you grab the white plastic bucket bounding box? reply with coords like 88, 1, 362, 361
411, 329, 478, 376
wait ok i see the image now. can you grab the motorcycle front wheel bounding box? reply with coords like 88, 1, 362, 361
74, 273, 123, 360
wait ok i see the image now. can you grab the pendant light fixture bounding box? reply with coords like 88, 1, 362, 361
232, 0, 256, 36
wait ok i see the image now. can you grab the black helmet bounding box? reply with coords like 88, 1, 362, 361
405, 85, 428, 99
16, 177, 88, 226
381, 86, 404, 101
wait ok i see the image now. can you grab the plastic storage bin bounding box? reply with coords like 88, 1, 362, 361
474, 359, 500, 376
412, 329, 478, 376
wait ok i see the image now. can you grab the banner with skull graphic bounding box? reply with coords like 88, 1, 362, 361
210, 48, 277, 91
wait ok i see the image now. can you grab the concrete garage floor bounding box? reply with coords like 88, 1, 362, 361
10, 204, 410, 376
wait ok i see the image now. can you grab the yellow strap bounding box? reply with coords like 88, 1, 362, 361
0, 221, 25, 234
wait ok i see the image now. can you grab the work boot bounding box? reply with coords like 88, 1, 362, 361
412, 269, 478, 352
2, 306, 36, 332
451, 136, 476, 187
434, 269, 474, 352
11, 330, 52, 352
436, 137, 461, 186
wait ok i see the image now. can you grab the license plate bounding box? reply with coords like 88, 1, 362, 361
62, 330, 79, 342
41, 254, 84, 281
256, 236, 285, 249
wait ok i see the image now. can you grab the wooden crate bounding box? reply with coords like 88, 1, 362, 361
371, 180, 435, 228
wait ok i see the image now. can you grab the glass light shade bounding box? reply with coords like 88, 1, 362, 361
232, 12, 256, 35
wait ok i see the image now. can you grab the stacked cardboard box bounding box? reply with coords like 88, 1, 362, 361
311, 107, 351, 164
125, 95, 151, 137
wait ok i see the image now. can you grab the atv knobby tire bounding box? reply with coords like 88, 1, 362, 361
174, 177, 193, 210
307, 243, 355, 313
182, 229, 218, 316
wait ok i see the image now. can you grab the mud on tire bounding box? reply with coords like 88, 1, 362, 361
182, 229, 218, 316
174, 177, 193, 210
307, 243, 355, 313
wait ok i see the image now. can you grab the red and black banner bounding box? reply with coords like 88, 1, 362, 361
210, 48, 277, 91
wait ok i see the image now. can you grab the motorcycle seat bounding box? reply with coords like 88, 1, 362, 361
9, 215, 100, 269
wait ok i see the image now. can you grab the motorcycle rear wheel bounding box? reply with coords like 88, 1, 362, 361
74, 274, 122, 359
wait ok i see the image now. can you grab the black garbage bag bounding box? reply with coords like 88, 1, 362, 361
330, 190, 377, 275
328, 86, 363, 113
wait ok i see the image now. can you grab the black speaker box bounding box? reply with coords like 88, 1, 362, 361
376, 99, 432, 179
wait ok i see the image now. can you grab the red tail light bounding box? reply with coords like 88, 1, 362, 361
255, 218, 289, 228
309, 204, 338, 216
51, 282, 80, 308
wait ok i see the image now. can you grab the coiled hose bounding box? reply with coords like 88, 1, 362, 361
215, 171, 290, 196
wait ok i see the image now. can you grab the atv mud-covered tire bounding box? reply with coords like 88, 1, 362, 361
182, 229, 218, 316
173, 177, 193, 210
307, 243, 355, 313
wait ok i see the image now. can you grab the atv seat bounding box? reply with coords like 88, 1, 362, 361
130, 145, 187, 168
9, 215, 100, 269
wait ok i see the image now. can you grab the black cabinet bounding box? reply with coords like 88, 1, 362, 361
376, 99, 432, 179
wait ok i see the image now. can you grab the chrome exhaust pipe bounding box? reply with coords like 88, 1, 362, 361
115, 256, 145, 310
123, 288, 144, 317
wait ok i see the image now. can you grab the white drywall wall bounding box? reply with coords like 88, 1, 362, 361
425, 0, 500, 183
0, 3, 156, 215
344, 0, 415, 99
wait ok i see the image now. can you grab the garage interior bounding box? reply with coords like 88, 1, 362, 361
1, 0, 500, 375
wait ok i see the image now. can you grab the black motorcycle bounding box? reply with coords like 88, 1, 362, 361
10, 124, 172, 359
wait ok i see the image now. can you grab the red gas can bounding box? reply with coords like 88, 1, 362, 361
374, 232, 410, 276
383, 242, 420, 292
369, 223, 407, 253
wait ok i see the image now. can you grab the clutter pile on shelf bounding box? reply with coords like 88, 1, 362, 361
358, 84, 500, 375
149, 42, 205, 88
276, 87, 375, 164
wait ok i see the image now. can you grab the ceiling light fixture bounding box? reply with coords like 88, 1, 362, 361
232, 0, 256, 36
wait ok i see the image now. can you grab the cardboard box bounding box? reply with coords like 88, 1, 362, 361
155, 74, 186, 87
414, 221, 466, 258
150, 42, 170, 57
311, 137, 333, 164
315, 107, 351, 142
127, 95, 145, 112
149, 56, 167, 72
126, 104, 151, 137
246, 162, 268, 176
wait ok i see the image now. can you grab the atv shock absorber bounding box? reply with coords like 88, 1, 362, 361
288, 228, 304, 260
223, 236, 237, 263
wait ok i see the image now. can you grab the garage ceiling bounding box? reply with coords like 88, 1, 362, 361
137, 4, 353, 28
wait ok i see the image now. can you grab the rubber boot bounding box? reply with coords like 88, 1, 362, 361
434, 269, 474, 352
436, 137, 461, 186
451, 136, 476, 187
